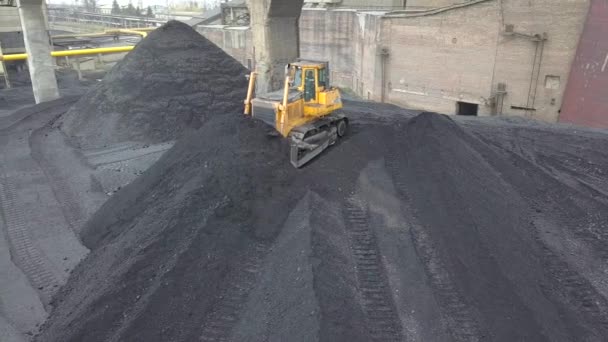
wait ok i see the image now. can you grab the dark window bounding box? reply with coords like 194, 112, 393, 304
457, 101, 478, 116
319, 67, 328, 88
304, 69, 316, 101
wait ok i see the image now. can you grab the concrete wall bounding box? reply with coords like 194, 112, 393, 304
383, 0, 589, 120
0, 7, 24, 53
384, 1, 500, 114
340, 0, 403, 8
406, 0, 468, 9
196, 25, 253, 68
304, 0, 404, 8
300, 9, 356, 88
0, 7, 21, 32
493, 0, 589, 121
194, 0, 591, 123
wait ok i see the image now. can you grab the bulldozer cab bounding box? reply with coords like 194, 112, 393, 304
287, 61, 329, 103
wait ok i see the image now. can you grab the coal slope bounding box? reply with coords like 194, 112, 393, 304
58, 20, 248, 149
38, 109, 608, 341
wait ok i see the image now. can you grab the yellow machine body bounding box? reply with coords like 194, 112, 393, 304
244, 60, 348, 168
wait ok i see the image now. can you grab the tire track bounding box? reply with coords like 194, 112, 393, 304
199, 241, 268, 342
343, 198, 404, 342
385, 155, 481, 342
0, 170, 61, 304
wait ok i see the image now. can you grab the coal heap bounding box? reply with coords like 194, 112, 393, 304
59, 20, 248, 149
35, 19, 608, 342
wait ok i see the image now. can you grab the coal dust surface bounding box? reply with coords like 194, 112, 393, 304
59, 20, 248, 149
36, 21, 608, 342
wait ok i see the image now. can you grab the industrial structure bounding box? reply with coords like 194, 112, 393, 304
195, 0, 607, 127
1, 0, 607, 126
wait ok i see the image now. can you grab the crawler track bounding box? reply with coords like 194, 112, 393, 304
385, 155, 481, 342
343, 198, 404, 341
199, 242, 268, 342
0, 169, 61, 303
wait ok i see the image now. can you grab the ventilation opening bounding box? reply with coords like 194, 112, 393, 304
457, 101, 478, 116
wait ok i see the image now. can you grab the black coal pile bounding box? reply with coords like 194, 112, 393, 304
34, 21, 608, 339
59, 20, 248, 149
386, 113, 608, 341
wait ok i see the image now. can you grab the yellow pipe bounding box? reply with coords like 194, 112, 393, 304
117, 29, 147, 38
52, 28, 149, 39
278, 76, 290, 130
133, 27, 156, 32
0, 46, 134, 61
281, 76, 290, 112
243, 72, 256, 115
53, 46, 134, 57
1, 53, 27, 61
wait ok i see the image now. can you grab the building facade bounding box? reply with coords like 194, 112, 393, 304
198, 0, 596, 124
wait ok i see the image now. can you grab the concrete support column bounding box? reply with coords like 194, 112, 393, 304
17, 0, 59, 103
248, 0, 304, 93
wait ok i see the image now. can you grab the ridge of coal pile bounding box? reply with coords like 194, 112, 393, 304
37, 103, 608, 341
36, 110, 300, 341
389, 113, 608, 341
58, 20, 248, 149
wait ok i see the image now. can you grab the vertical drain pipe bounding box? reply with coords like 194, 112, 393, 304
380, 47, 389, 103
525, 39, 540, 112
525, 33, 548, 115
530, 34, 547, 110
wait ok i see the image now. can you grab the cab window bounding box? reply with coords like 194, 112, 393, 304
318, 68, 328, 89
304, 69, 316, 101
292, 67, 302, 88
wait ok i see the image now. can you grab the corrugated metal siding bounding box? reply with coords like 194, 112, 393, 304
559, 0, 608, 129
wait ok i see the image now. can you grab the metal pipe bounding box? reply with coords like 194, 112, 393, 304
0, 46, 135, 61
526, 41, 540, 111
530, 38, 546, 109
118, 29, 148, 38
244, 72, 256, 115
279, 76, 290, 131
52, 28, 149, 39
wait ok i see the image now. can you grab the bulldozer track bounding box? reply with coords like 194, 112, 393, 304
534, 232, 608, 331
343, 198, 404, 342
199, 242, 268, 342
385, 156, 481, 342
30, 140, 85, 233
0, 170, 60, 303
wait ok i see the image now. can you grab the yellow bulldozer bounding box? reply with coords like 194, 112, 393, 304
244, 60, 348, 168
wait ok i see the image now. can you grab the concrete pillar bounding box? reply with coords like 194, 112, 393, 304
248, 0, 304, 93
17, 0, 59, 103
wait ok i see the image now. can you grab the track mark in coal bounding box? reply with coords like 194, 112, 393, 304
0, 169, 61, 303
343, 198, 404, 342
532, 227, 608, 332
199, 242, 268, 342
30, 132, 85, 233
385, 156, 481, 342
